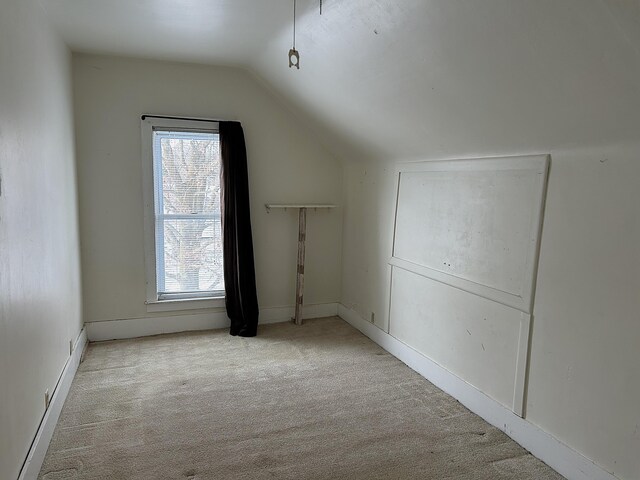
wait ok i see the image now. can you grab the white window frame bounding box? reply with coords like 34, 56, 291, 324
141, 116, 225, 312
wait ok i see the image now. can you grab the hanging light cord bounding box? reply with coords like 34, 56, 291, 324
293, 0, 296, 49
288, 0, 324, 69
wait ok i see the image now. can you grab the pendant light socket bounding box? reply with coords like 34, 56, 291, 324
288, 48, 300, 69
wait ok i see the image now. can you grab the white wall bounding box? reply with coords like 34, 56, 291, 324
0, 1, 83, 478
72, 54, 342, 328
341, 144, 640, 479
526, 144, 640, 478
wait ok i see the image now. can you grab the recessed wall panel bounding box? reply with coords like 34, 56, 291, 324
389, 155, 548, 415
390, 267, 523, 408
395, 168, 537, 297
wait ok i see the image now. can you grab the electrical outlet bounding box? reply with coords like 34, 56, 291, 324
370, 312, 375, 324
44, 390, 51, 410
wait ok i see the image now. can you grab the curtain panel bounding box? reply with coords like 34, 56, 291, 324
219, 121, 259, 337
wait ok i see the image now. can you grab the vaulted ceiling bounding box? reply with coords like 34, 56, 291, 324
44, 0, 640, 162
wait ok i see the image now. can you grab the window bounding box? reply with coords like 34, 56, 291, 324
142, 116, 224, 310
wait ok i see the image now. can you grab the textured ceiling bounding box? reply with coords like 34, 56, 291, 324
44, 0, 640, 162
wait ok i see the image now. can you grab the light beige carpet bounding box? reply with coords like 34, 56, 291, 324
39, 317, 563, 479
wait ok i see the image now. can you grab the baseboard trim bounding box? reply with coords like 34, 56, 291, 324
260, 303, 338, 324
86, 303, 339, 341
86, 311, 230, 341
337, 304, 618, 480
18, 327, 88, 480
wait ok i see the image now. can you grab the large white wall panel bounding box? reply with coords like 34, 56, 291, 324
392, 156, 548, 313
388, 156, 548, 415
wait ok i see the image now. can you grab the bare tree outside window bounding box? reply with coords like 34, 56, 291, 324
153, 130, 224, 296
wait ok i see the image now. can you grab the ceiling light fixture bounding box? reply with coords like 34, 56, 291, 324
288, 0, 325, 70
288, 0, 300, 69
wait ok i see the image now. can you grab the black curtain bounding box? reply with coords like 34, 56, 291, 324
219, 122, 259, 337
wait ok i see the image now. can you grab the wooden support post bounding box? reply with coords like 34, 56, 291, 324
293, 207, 307, 325
265, 203, 335, 326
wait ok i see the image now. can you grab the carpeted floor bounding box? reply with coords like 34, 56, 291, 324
39, 317, 563, 479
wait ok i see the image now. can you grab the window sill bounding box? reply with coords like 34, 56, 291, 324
145, 296, 225, 313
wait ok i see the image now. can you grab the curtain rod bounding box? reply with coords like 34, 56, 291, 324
141, 114, 238, 123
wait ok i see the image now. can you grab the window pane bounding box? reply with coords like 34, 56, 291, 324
158, 218, 224, 293
153, 130, 224, 295
157, 132, 221, 215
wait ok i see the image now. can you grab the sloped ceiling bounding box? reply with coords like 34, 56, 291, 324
44, 0, 640, 162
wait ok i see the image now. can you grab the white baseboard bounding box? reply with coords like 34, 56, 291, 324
18, 328, 88, 480
337, 304, 618, 480
86, 303, 339, 341
260, 302, 338, 324
86, 311, 230, 341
